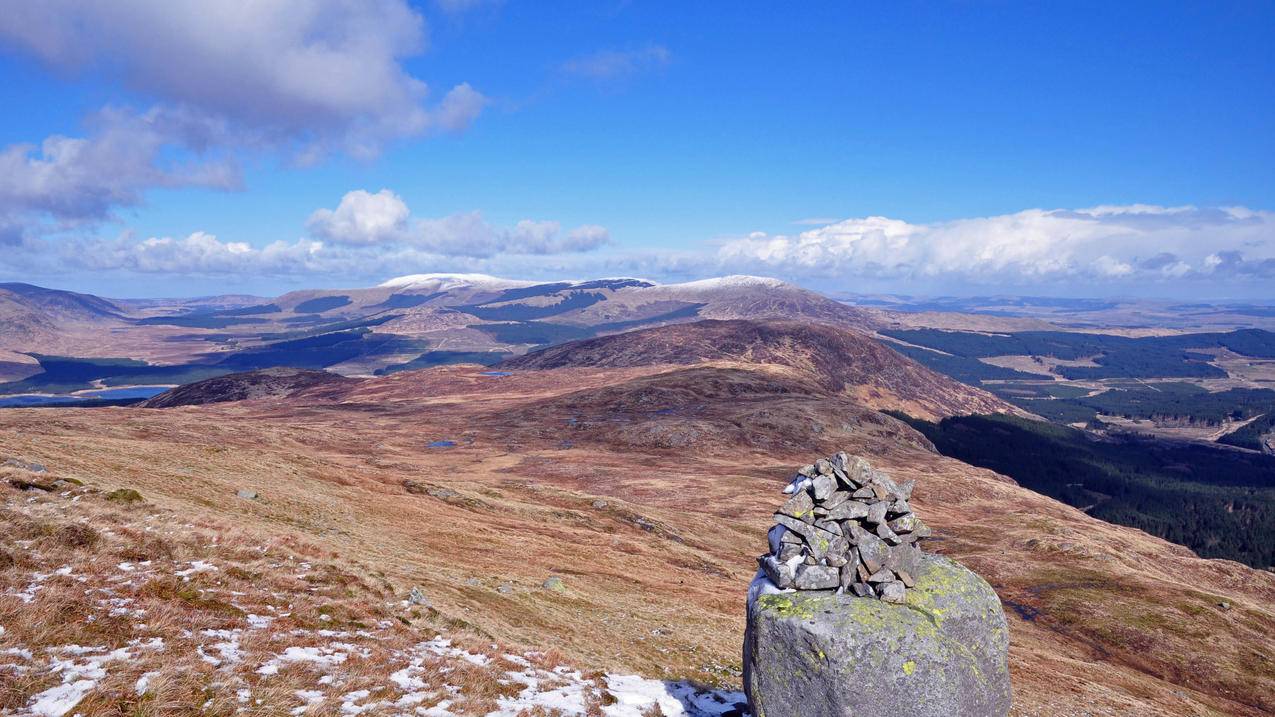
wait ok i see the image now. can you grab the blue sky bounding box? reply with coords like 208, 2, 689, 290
0, 1, 1272, 298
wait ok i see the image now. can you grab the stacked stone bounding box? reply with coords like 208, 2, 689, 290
759, 452, 930, 603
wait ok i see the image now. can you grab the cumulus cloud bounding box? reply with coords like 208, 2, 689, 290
306, 189, 411, 246
561, 45, 671, 80
61, 232, 327, 275
0, 106, 239, 228
306, 189, 611, 256
0, 0, 484, 155
717, 205, 1275, 286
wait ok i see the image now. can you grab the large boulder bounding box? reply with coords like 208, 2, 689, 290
744, 551, 1011, 717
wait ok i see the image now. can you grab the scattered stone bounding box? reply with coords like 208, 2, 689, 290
542, 577, 567, 593
4, 458, 46, 473
591, 499, 609, 509
236, 489, 258, 500
496, 583, 514, 594
1218, 601, 1231, 610
408, 587, 431, 607
106, 488, 144, 504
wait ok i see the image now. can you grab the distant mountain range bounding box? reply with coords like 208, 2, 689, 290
0, 274, 878, 389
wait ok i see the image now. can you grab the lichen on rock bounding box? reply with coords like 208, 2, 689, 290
744, 453, 1012, 717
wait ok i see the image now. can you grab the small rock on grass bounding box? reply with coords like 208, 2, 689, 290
106, 488, 144, 504
542, 576, 567, 593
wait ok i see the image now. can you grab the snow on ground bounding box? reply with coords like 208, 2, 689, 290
1, 485, 749, 717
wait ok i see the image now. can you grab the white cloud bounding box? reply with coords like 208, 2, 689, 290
0, 1, 484, 156
306, 190, 611, 256
717, 205, 1275, 286
306, 189, 411, 246
0, 105, 240, 237
561, 45, 671, 80
63, 232, 327, 275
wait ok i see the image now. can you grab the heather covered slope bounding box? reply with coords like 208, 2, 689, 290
2, 361, 1273, 716
502, 319, 1021, 420
140, 367, 357, 408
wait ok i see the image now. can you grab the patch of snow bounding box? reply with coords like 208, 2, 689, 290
28, 679, 97, 717
257, 645, 350, 675
662, 275, 787, 292
175, 560, 217, 579
378, 273, 540, 291
135, 671, 159, 695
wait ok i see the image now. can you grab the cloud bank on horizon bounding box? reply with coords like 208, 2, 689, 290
0, 2, 1271, 298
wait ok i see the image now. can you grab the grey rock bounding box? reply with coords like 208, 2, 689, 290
777, 543, 803, 562
889, 498, 911, 515
408, 587, 431, 607
777, 490, 814, 520
876, 520, 899, 542
4, 458, 46, 473
885, 543, 923, 577
888, 514, 917, 534
822, 490, 852, 510
542, 576, 567, 593
496, 583, 514, 594
236, 489, 258, 500
850, 581, 875, 598
796, 464, 817, 478
857, 531, 889, 574
780, 528, 802, 545
804, 526, 838, 561
844, 455, 873, 485
814, 458, 834, 475
866, 568, 894, 583
761, 555, 796, 589
773, 513, 818, 543
811, 474, 838, 501
846, 521, 872, 545
878, 580, 907, 603
851, 486, 876, 499
793, 564, 840, 590
814, 519, 842, 536
898, 570, 916, 588
745, 552, 1012, 717
866, 501, 888, 525
826, 500, 869, 521
829, 451, 850, 474
825, 537, 850, 567
591, 499, 609, 509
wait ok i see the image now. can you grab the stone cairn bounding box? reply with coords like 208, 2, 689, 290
759, 452, 930, 602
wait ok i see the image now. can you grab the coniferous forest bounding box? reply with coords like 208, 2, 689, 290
896, 413, 1275, 569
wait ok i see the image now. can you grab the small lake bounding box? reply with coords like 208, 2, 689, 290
0, 385, 170, 408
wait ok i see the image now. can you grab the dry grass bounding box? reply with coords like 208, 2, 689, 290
0, 473, 685, 716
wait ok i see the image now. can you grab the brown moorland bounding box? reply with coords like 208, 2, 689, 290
2, 321, 1273, 716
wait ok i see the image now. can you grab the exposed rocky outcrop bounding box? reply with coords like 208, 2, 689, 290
745, 454, 1011, 717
